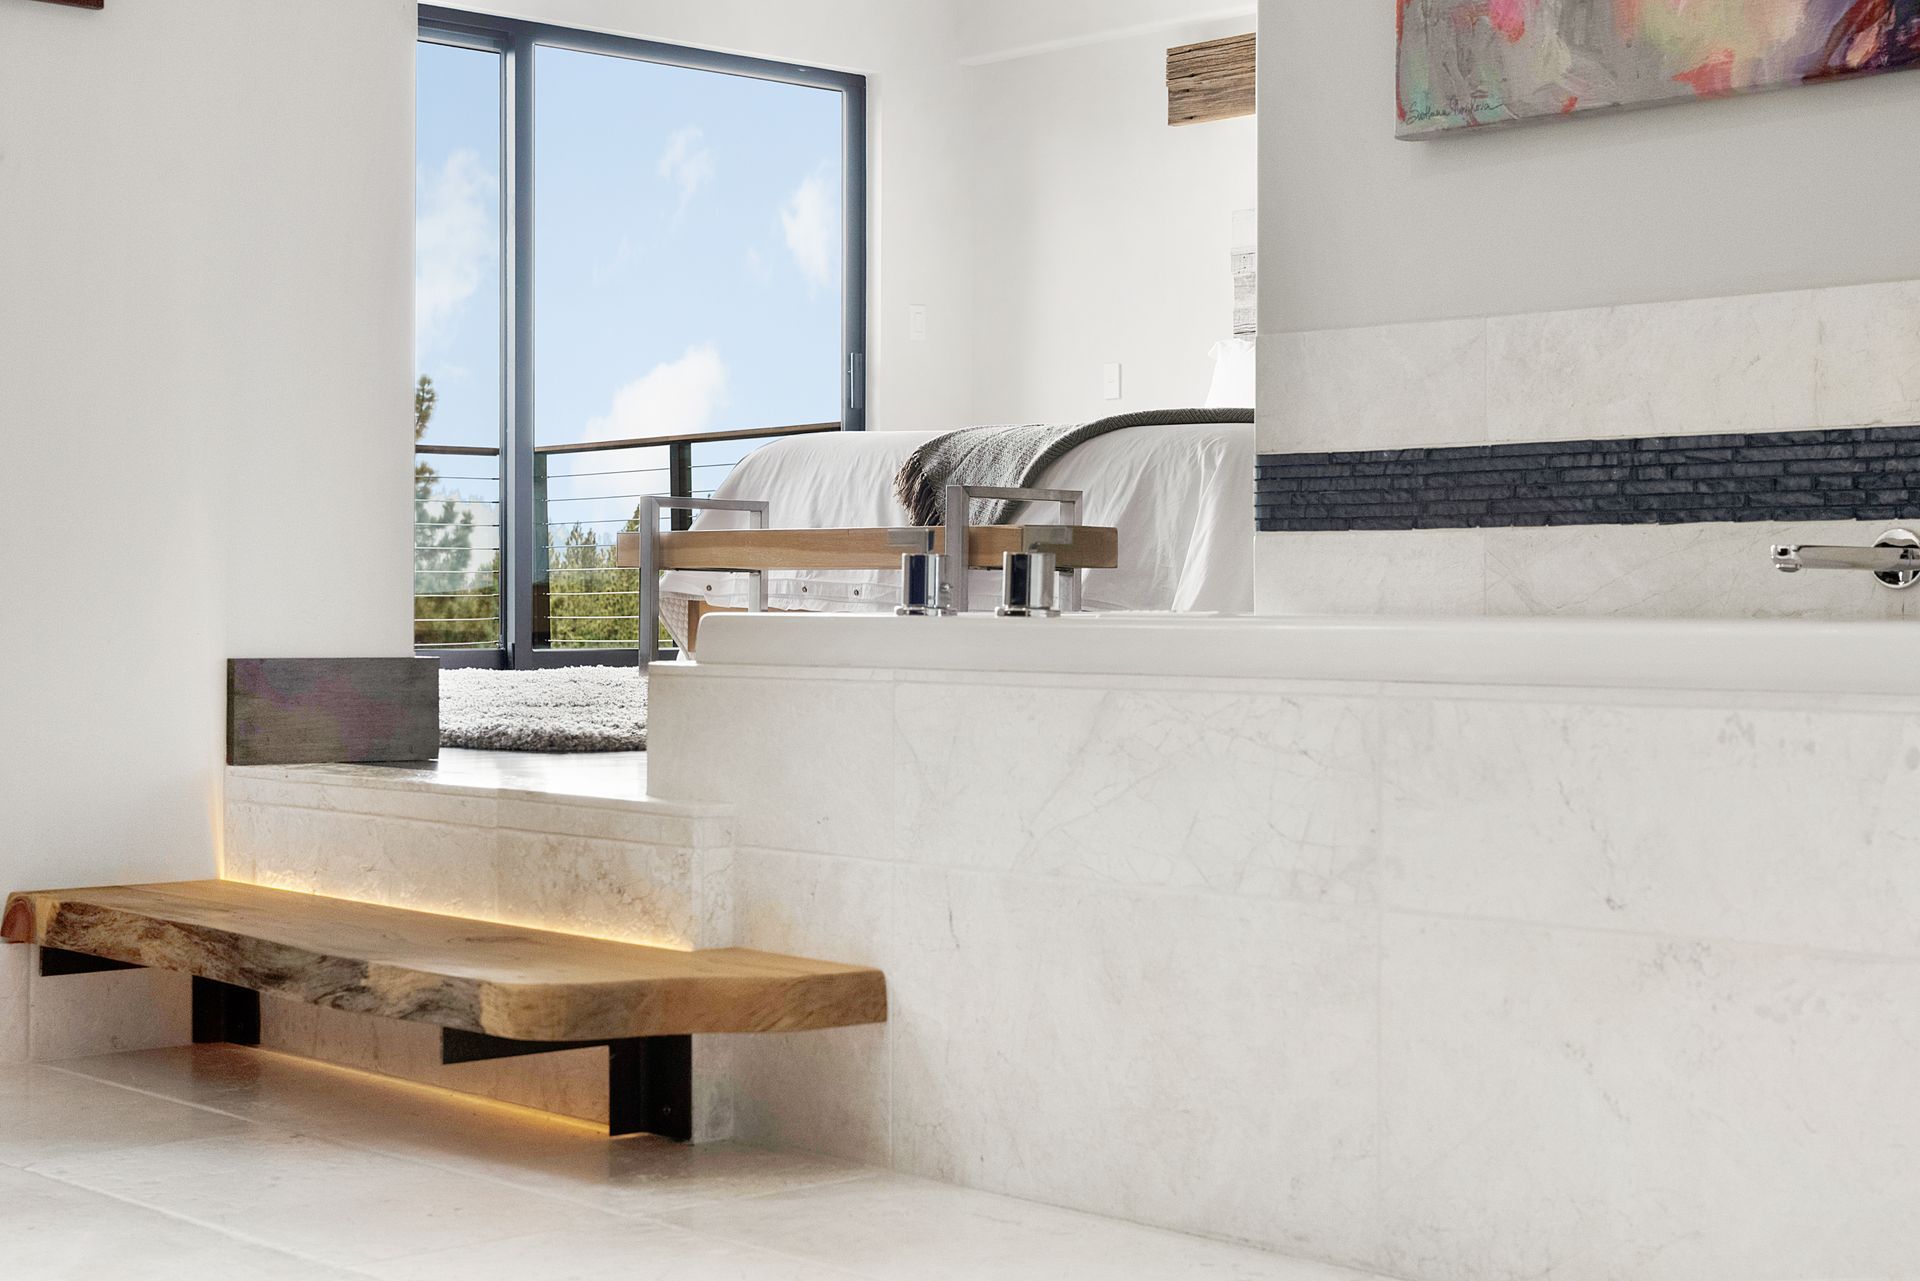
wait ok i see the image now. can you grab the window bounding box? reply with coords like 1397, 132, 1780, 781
414, 8, 867, 667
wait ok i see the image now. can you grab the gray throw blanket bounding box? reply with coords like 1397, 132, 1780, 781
894, 407, 1255, 526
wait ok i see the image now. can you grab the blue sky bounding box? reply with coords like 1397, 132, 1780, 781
414, 39, 844, 526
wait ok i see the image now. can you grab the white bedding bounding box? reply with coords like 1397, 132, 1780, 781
659, 422, 1254, 623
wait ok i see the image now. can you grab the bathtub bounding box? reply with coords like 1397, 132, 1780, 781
647, 610, 1920, 1281
689, 608, 1920, 696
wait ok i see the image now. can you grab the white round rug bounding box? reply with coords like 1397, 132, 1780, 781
439, 666, 647, 752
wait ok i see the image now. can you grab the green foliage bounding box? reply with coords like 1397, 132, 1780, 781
412, 375, 502, 648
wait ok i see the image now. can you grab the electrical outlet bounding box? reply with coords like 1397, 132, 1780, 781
909, 305, 928, 342
1101, 362, 1122, 400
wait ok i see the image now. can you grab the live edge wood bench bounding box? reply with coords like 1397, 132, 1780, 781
2, 880, 886, 1141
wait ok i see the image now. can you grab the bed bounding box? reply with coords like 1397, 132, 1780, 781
651, 415, 1253, 645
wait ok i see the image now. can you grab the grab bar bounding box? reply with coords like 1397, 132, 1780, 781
1772, 529, 1920, 589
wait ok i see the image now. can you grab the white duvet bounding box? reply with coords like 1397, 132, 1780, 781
659, 422, 1254, 620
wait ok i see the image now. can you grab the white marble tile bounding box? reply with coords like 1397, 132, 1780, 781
30, 1128, 623, 1266
28, 962, 191, 1061
893, 682, 1378, 905
1261, 317, 1488, 454
1380, 695, 1920, 958
888, 867, 1380, 1267
1485, 289, 1819, 442
228, 801, 503, 920
0, 1062, 248, 1167
0, 1164, 366, 1281
0, 945, 27, 1065
1380, 914, 1920, 1281
364, 1218, 869, 1281
491, 829, 698, 948
1816, 278, 1920, 429
1482, 518, 1920, 620
663, 1173, 1395, 1281
260, 998, 612, 1125
56, 1045, 862, 1218
226, 771, 500, 828
646, 674, 896, 859
1255, 529, 1488, 617
728, 848, 893, 1166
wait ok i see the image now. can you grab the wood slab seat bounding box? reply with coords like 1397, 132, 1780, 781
3, 880, 886, 1140
614, 523, 1121, 572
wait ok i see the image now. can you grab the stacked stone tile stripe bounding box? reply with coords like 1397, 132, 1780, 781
1256, 426, 1920, 531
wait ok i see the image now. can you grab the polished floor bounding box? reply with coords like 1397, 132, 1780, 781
2, 1046, 1397, 1281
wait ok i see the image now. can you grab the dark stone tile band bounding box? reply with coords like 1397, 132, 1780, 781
1256, 426, 1920, 532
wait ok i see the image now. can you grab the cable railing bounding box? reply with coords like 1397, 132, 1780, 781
414, 421, 838, 654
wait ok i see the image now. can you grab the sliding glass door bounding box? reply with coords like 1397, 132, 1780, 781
415, 8, 866, 667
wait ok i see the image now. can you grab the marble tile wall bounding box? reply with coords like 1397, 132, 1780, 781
0, 945, 28, 1065
221, 767, 736, 1139
646, 660, 1920, 1281
1260, 517, 1920, 619
1255, 277, 1920, 617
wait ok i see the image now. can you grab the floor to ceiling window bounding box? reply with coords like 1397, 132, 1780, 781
413, 8, 866, 667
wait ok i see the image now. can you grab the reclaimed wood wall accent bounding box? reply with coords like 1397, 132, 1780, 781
1, 880, 889, 1041
1168, 33, 1256, 126
227, 657, 439, 766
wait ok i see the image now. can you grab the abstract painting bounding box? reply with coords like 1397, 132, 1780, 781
1398, 0, 1920, 138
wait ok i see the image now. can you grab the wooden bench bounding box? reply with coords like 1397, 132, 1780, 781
2, 880, 886, 1140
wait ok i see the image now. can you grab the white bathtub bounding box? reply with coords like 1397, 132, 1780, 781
690, 609, 1920, 696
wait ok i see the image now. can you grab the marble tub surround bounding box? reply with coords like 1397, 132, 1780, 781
642, 615, 1920, 1280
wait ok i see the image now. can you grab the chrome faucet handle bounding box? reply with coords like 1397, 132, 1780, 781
1771, 528, 1920, 589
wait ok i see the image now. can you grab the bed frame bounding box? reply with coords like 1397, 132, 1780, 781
614, 487, 1120, 667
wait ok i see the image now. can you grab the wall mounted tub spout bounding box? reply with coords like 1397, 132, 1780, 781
1771, 529, 1920, 589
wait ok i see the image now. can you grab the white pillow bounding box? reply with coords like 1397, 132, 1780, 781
1205, 338, 1255, 408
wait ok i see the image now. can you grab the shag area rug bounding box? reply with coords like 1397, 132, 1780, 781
440, 666, 647, 752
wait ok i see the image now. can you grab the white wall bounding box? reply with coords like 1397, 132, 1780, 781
959, 0, 1254, 64
0, 0, 415, 897
1258, 3, 1920, 333
964, 16, 1256, 424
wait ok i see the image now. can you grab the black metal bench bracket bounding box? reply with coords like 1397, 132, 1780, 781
440, 1027, 692, 1141
191, 977, 260, 1047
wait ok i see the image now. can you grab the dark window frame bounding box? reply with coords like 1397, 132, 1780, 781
416, 6, 868, 669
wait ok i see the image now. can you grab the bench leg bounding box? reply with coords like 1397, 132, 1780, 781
609, 1035, 691, 1141
191, 977, 260, 1047
38, 947, 143, 976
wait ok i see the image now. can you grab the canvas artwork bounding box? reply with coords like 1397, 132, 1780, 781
1398, 0, 1920, 138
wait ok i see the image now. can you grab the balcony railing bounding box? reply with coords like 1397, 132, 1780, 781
414, 422, 837, 656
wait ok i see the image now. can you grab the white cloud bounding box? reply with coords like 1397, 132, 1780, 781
414, 149, 496, 361
583, 345, 729, 444
657, 127, 715, 220
593, 235, 637, 288
780, 165, 838, 291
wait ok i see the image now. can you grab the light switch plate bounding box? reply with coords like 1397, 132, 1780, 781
1101, 362, 1122, 400
909, 305, 928, 342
